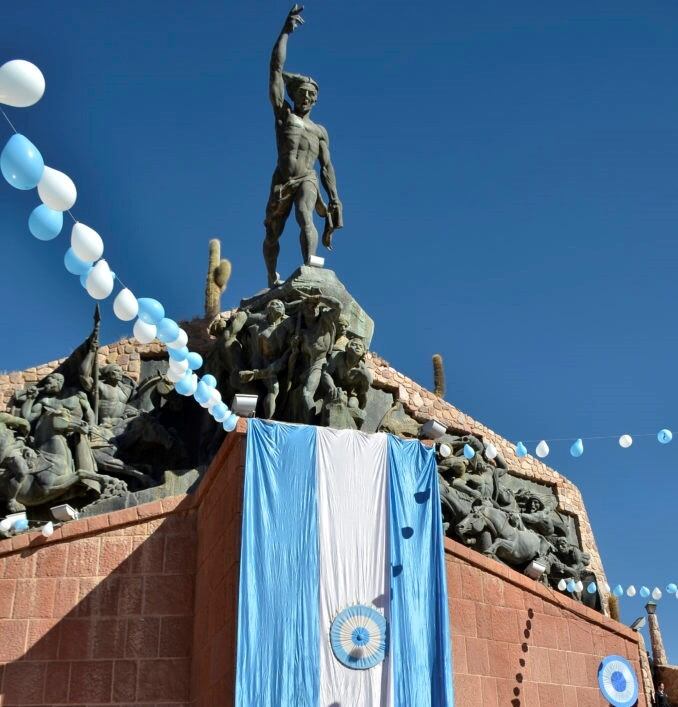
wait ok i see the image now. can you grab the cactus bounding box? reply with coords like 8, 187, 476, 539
608, 594, 620, 621
432, 353, 445, 398
205, 239, 232, 320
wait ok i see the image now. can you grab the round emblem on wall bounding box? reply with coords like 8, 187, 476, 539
598, 655, 639, 707
330, 604, 387, 670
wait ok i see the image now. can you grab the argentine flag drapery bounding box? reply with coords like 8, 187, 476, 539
236, 420, 454, 707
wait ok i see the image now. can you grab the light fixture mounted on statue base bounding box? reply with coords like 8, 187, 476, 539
232, 394, 258, 418
524, 560, 546, 581
421, 419, 446, 439
50, 504, 78, 522
308, 255, 325, 268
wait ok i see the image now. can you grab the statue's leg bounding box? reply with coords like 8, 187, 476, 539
301, 358, 324, 422
263, 379, 279, 419
295, 181, 319, 264
263, 190, 293, 287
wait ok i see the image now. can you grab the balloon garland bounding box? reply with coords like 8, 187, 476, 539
0, 59, 239, 431
556, 579, 678, 604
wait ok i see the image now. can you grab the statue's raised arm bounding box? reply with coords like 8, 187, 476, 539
269, 5, 304, 117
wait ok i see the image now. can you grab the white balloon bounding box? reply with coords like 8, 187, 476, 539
86, 259, 114, 300
0, 60, 45, 107
165, 367, 185, 383
71, 222, 104, 262
41, 521, 54, 537
0, 518, 11, 532
113, 288, 138, 321
168, 357, 189, 375
652, 588, 663, 601
485, 443, 498, 460
167, 329, 189, 350
557, 579, 567, 591
133, 319, 156, 344
38, 166, 77, 211
626, 585, 637, 597
619, 434, 633, 448
575, 580, 584, 593
185, 373, 198, 396
535, 440, 550, 458
438, 443, 452, 458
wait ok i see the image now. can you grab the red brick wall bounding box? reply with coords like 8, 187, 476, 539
0, 424, 649, 706
448, 540, 649, 707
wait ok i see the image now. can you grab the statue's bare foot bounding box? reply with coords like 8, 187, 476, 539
268, 272, 283, 289
7, 499, 26, 513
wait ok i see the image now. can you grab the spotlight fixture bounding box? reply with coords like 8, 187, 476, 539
232, 393, 258, 418
308, 255, 325, 268
524, 560, 546, 581
50, 504, 78, 522
629, 616, 646, 631
421, 419, 446, 439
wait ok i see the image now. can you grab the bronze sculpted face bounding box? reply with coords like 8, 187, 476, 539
43, 374, 64, 394
346, 338, 365, 359
266, 299, 285, 323
294, 82, 317, 114
101, 364, 123, 384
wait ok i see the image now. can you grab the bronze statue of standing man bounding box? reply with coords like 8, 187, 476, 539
263, 5, 343, 288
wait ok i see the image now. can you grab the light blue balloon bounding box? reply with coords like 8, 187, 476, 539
137, 297, 165, 325
175, 372, 194, 396
211, 402, 229, 422
640, 586, 650, 598
156, 318, 180, 343
29, 204, 63, 241
13, 517, 29, 532
222, 413, 238, 432
1, 134, 44, 189
515, 441, 527, 457
168, 345, 189, 362
666, 583, 677, 595
613, 584, 624, 597
570, 438, 584, 457
194, 381, 211, 405
463, 443, 475, 459
587, 582, 597, 594
202, 374, 217, 388
186, 352, 203, 371
658, 428, 673, 444
79, 267, 93, 288
566, 580, 576, 593
64, 247, 92, 275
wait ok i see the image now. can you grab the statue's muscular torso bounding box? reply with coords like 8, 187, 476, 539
275, 106, 325, 181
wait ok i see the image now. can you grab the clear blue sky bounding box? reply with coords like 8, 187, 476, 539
1, 1, 677, 658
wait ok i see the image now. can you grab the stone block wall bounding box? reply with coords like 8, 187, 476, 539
447, 540, 648, 707
0, 423, 651, 706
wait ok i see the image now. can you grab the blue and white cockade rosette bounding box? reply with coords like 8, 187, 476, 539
236, 420, 454, 707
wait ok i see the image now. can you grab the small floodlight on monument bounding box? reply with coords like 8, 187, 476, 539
524, 560, 546, 581
308, 254, 325, 268
50, 504, 78, 522
232, 394, 258, 418
421, 419, 446, 440
629, 616, 646, 631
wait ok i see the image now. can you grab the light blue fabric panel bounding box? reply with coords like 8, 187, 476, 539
387, 435, 454, 707
236, 420, 319, 707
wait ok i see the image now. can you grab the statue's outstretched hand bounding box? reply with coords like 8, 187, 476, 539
284, 4, 305, 33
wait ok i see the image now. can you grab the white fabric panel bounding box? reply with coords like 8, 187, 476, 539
316, 428, 391, 707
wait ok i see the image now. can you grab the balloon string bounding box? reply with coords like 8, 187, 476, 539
0, 108, 18, 134
66, 210, 77, 224
520, 432, 659, 443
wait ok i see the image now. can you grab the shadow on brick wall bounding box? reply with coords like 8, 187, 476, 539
0, 430, 245, 707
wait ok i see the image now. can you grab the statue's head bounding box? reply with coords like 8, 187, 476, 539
555, 537, 569, 553
266, 299, 285, 323
336, 315, 349, 337
346, 338, 366, 360
284, 72, 318, 115
43, 373, 64, 394
101, 364, 123, 384
302, 296, 320, 320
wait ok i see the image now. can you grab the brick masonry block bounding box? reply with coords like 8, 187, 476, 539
68, 659, 113, 703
